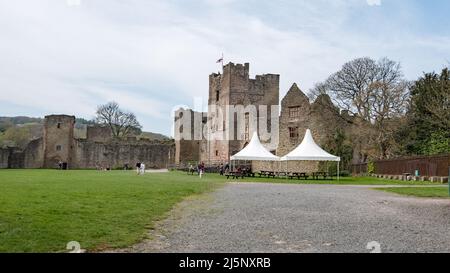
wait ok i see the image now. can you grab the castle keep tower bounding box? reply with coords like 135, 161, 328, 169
43, 115, 75, 168
207, 62, 280, 163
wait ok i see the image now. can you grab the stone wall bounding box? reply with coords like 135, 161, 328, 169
1, 114, 175, 170
86, 125, 112, 142
8, 149, 25, 169
0, 139, 44, 169
72, 139, 175, 169
0, 148, 10, 169
23, 138, 44, 168
174, 109, 206, 164
277, 83, 354, 172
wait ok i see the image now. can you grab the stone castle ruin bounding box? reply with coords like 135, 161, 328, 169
0, 115, 175, 169
0, 61, 358, 172
175, 62, 357, 172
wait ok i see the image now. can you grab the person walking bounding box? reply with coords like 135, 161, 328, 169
140, 162, 146, 175
136, 162, 141, 175
199, 162, 205, 179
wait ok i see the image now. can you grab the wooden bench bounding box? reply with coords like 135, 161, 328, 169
312, 172, 330, 180
258, 171, 272, 178
288, 172, 309, 180
226, 172, 245, 179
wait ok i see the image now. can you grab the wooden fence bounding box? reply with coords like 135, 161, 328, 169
352, 154, 449, 177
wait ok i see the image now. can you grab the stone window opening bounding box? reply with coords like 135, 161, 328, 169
57, 123, 61, 129
289, 106, 300, 118
289, 127, 299, 140
215, 150, 219, 156
216, 90, 220, 102
56, 145, 62, 151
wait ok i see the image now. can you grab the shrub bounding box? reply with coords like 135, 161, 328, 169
367, 161, 375, 175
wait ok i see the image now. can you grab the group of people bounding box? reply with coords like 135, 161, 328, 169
189, 162, 206, 178
187, 162, 254, 178
135, 162, 146, 175
218, 163, 230, 176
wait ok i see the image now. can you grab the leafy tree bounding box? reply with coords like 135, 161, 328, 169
400, 68, 450, 155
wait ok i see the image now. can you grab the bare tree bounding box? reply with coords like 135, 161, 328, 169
325, 57, 378, 121
95, 102, 142, 138
369, 59, 409, 158
308, 82, 329, 101
314, 57, 409, 159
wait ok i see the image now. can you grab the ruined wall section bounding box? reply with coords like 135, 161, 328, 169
0, 148, 10, 169
174, 108, 206, 164
266, 83, 354, 173
86, 125, 112, 143
73, 139, 175, 169
23, 138, 44, 168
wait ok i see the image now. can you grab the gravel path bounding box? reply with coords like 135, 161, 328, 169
117, 183, 450, 253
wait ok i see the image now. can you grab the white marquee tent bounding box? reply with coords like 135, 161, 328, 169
281, 129, 341, 179
230, 132, 280, 161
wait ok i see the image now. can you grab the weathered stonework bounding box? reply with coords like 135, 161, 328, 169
0, 148, 9, 168
72, 139, 174, 169
0, 115, 175, 169
86, 125, 113, 143
43, 115, 76, 168
175, 62, 280, 165
175, 62, 357, 174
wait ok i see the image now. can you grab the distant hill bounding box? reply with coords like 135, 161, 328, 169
139, 131, 171, 141
0, 116, 43, 133
0, 116, 43, 125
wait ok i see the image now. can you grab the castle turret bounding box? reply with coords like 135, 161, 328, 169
43, 115, 75, 169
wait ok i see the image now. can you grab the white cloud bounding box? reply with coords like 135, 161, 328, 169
367, 0, 381, 6
0, 0, 448, 135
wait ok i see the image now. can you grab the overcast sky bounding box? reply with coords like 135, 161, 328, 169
0, 0, 449, 135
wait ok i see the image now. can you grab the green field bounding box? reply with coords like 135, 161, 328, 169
377, 187, 450, 198
0, 170, 441, 253
0, 170, 225, 253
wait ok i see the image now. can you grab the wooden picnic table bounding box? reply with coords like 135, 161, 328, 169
276, 172, 288, 178
312, 172, 330, 180
258, 171, 276, 178
226, 171, 245, 179
288, 172, 309, 180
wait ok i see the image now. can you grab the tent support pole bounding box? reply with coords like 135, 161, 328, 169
286, 160, 288, 180
337, 161, 340, 181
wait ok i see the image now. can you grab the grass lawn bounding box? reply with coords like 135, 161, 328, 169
0, 170, 441, 253
376, 187, 450, 198
0, 170, 225, 253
